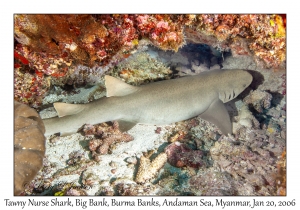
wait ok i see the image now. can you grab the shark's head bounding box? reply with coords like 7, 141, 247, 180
217, 69, 253, 103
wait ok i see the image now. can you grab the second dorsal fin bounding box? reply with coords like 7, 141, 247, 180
105, 75, 138, 97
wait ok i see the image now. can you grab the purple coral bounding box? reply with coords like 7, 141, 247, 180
164, 142, 205, 168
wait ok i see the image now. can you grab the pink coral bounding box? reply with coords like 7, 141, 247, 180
156, 21, 170, 30
135, 14, 187, 51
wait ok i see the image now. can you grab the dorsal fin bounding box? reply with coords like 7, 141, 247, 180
105, 75, 138, 97
53, 102, 85, 118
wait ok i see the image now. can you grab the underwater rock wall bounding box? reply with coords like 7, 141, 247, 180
14, 14, 285, 108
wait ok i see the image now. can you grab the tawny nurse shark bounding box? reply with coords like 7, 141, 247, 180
43, 69, 252, 137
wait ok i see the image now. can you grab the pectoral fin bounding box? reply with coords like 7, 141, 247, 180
117, 120, 136, 132
199, 99, 232, 135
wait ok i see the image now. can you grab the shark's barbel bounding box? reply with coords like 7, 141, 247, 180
43, 69, 252, 137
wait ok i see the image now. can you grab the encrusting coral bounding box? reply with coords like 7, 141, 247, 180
14, 101, 46, 195
14, 47, 51, 108
136, 14, 191, 52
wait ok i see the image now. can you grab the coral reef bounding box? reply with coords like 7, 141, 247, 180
14, 14, 138, 107
18, 15, 287, 195
52, 158, 94, 179
135, 14, 193, 51
188, 14, 286, 69
189, 168, 237, 195
84, 121, 134, 161
110, 52, 172, 85
14, 14, 135, 67
232, 103, 260, 134
14, 48, 51, 108
210, 133, 285, 195
64, 188, 88, 196
53, 183, 88, 196
14, 14, 285, 107
135, 152, 167, 183
276, 150, 286, 196
98, 179, 158, 196
14, 101, 46, 195
66, 150, 85, 166
81, 170, 101, 188
164, 142, 205, 168
244, 90, 273, 113
168, 130, 188, 143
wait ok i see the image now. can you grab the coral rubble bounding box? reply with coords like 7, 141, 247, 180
135, 152, 167, 183
244, 90, 273, 113
98, 179, 158, 196
52, 157, 94, 179
189, 168, 237, 195
84, 121, 134, 160
210, 133, 285, 195
165, 142, 205, 168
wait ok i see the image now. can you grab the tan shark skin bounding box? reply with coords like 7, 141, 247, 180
43, 69, 252, 137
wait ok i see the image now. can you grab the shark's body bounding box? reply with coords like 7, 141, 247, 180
43, 69, 252, 137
